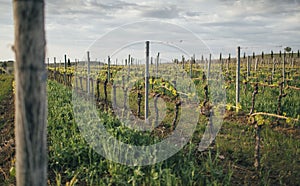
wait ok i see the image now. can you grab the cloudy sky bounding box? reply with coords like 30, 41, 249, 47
0, 0, 299, 62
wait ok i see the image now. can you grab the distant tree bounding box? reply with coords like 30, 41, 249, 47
284, 47, 291, 53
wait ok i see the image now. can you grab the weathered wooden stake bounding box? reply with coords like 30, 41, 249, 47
128, 54, 131, 66
220, 53, 223, 68
236, 46, 241, 112
247, 56, 251, 78
145, 41, 150, 121
13, 1, 47, 185
190, 55, 193, 78
87, 51, 90, 94
282, 53, 285, 86
255, 58, 258, 72
272, 58, 276, 81
54, 57, 56, 71
207, 54, 211, 82
107, 56, 111, 83
156, 52, 159, 79
64, 54, 67, 85
182, 55, 185, 69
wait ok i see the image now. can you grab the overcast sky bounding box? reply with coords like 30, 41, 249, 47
1, 0, 299, 62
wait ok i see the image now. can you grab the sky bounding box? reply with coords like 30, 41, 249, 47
0, 0, 300, 62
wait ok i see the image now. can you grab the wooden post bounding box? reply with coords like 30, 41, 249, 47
156, 52, 159, 79
64, 54, 67, 85
87, 51, 90, 94
282, 52, 285, 86
190, 55, 193, 78
207, 53, 211, 81
201, 55, 204, 69
236, 46, 241, 112
96, 78, 100, 101
47, 57, 49, 68
271, 50, 273, 59
13, 1, 47, 185
227, 53, 231, 71
145, 41, 150, 121
128, 54, 131, 66
54, 57, 56, 71
279, 50, 282, 58
247, 56, 251, 78
182, 55, 185, 69
220, 53, 223, 69
107, 56, 111, 83
254, 123, 261, 172
255, 58, 258, 72
137, 92, 142, 117
104, 78, 108, 106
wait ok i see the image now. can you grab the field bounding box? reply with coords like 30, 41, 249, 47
1, 53, 300, 185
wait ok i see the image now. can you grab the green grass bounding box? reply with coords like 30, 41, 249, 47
47, 80, 232, 185
47, 79, 300, 185
0, 74, 13, 102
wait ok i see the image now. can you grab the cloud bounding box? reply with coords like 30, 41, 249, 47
0, 0, 299, 60
140, 5, 181, 19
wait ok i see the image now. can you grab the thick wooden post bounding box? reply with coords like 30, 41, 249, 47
145, 41, 150, 121
13, 0, 47, 185
236, 46, 241, 112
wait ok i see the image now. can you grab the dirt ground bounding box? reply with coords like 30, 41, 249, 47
0, 90, 15, 185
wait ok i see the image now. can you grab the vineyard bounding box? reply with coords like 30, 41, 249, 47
1, 51, 300, 185
46, 51, 300, 185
